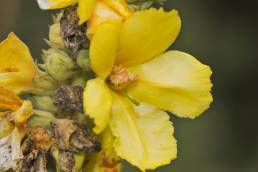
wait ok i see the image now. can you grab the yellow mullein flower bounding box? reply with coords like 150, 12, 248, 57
83, 8, 213, 171
37, 0, 131, 24
0, 87, 33, 171
0, 33, 39, 94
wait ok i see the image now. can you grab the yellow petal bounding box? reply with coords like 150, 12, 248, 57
0, 118, 14, 138
110, 93, 177, 171
87, 1, 122, 37
89, 20, 121, 79
0, 33, 39, 94
127, 51, 213, 118
11, 100, 33, 125
116, 8, 181, 66
0, 87, 22, 111
83, 78, 112, 134
100, 0, 132, 18
37, 0, 77, 9
77, 0, 96, 24
83, 128, 121, 172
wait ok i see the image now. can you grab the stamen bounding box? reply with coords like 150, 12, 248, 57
108, 65, 138, 90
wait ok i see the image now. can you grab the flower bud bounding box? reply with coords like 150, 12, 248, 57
33, 74, 58, 91
31, 96, 57, 113
43, 49, 77, 81
76, 49, 90, 71
71, 75, 87, 87
48, 23, 65, 49
28, 110, 55, 129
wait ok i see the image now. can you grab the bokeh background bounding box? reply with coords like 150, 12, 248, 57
1, 0, 258, 171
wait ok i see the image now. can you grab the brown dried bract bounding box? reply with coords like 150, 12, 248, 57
51, 119, 100, 153
58, 150, 76, 172
60, 6, 88, 57
17, 127, 54, 172
53, 85, 83, 113
27, 127, 55, 152
16, 150, 47, 172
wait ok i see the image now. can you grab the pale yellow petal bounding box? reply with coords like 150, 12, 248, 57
83, 128, 121, 172
0, 33, 39, 94
89, 20, 121, 79
100, 0, 132, 18
87, 1, 122, 37
127, 51, 213, 118
110, 94, 177, 171
83, 78, 112, 134
37, 0, 77, 9
116, 8, 181, 66
77, 0, 96, 24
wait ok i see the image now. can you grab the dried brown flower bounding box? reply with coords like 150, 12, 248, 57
53, 85, 84, 113
16, 150, 47, 172
60, 6, 88, 57
51, 119, 100, 153
26, 127, 55, 152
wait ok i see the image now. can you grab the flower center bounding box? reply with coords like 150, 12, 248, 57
107, 65, 138, 90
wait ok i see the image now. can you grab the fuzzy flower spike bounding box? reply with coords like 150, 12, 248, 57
83, 7, 213, 171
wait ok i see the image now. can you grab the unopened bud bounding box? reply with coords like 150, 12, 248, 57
33, 74, 57, 91
76, 49, 90, 70
28, 110, 55, 129
31, 96, 57, 113
44, 49, 77, 81
48, 23, 65, 49
71, 73, 88, 87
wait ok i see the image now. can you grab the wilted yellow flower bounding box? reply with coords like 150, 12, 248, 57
0, 87, 33, 171
0, 87, 33, 126
37, 0, 132, 35
0, 33, 39, 94
83, 8, 213, 171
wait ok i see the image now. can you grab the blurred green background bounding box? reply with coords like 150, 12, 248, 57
1, 0, 258, 171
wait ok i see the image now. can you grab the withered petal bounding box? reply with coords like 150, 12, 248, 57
51, 119, 100, 152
